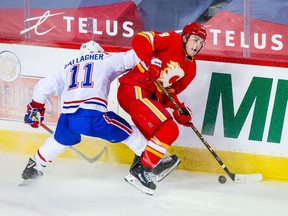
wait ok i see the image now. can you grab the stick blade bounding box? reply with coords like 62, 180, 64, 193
87, 146, 107, 163
69, 146, 107, 163
234, 173, 263, 183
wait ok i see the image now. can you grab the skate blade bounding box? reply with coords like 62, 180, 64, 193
18, 178, 33, 186
124, 174, 155, 196
156, 159, 181, 182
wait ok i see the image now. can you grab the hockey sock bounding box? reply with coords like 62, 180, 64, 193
141, 119, 179, 168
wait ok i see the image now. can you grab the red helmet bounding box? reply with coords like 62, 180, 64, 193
182, 22, 207, 40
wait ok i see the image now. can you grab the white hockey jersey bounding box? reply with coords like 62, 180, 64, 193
32, 50, 139, 113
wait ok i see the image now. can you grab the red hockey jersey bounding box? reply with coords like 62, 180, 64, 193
118, 31, 197, 106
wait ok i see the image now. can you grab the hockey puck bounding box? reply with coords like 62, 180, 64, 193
218, 175, 227, 184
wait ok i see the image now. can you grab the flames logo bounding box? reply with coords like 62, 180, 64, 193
158, 61, 184, 87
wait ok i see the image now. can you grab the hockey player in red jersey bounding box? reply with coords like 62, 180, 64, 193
117, 22, 207, 194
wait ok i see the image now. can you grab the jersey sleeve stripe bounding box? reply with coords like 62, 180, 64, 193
138, 31, 155, 50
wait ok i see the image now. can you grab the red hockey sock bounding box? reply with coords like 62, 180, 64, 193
141, 119, 179, 168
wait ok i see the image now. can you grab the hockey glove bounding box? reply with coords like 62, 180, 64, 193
24, 100, 45, 128
173, 103, 192, 127
146, 58, 162, 83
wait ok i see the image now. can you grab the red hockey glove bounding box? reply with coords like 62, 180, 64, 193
24, 100, 45, 128
146, 58, 162, 83
173, 103, 192, 127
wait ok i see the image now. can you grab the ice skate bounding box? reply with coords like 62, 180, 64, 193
18, 158, 43, 186
125, 156, 156, 196
152, 154, 181, 182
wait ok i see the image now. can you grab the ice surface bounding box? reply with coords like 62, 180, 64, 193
1, 153, 288, 216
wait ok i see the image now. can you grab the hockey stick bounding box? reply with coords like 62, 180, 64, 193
40, 123, 107, 163
155, 80, 263, 183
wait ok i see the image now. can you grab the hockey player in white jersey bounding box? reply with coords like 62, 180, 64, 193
20, 41, 146, 182
20, 41, 178, 195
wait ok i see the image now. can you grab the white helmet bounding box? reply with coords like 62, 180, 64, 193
80, 40, 104, 55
